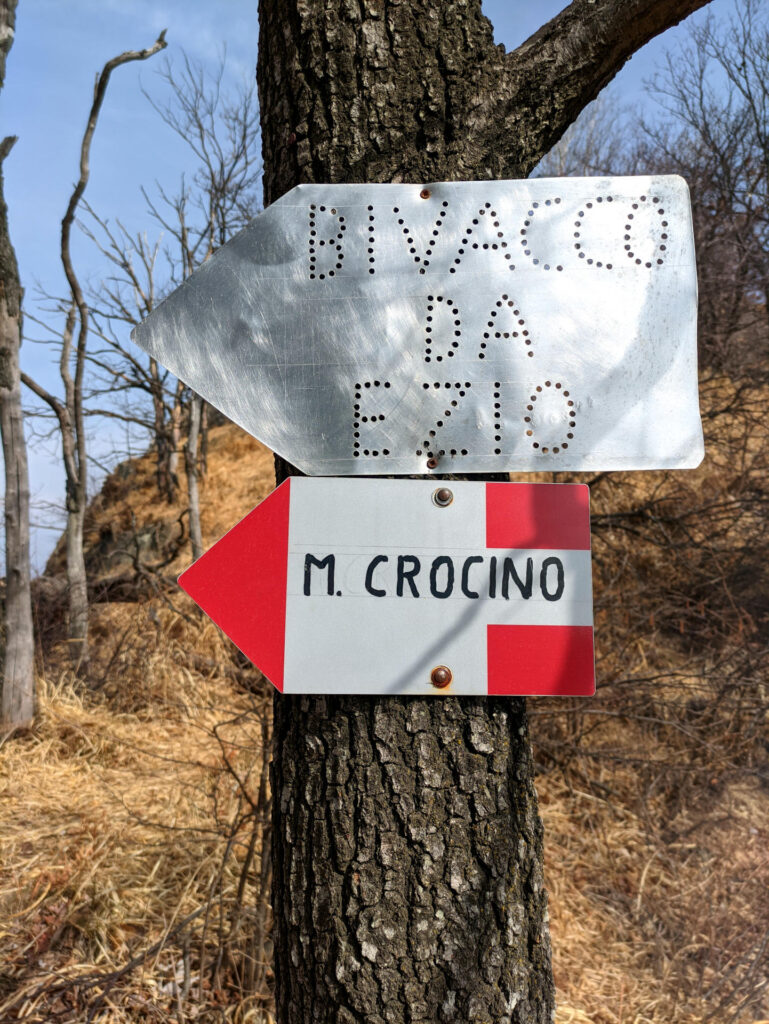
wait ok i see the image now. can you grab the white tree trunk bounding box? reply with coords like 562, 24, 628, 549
0, 123, 35, 731
0, 292, 35, 731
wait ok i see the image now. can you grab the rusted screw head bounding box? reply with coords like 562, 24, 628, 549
420, 188, 432, 200
426, 456, 439, 470
431, 665, 452, 689
433, 487, 453, 507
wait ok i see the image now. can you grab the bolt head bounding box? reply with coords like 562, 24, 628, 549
420, 188, 432, 199
430, 665, 452, 688
433, 487, 453, 507
426, 457, 439, 470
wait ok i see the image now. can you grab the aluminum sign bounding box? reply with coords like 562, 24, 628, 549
179, 479, 595, 696
132, 177, 703, 475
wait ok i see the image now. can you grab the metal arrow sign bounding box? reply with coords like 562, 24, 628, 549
132, 176, 703, 475
179, 479, 595, 696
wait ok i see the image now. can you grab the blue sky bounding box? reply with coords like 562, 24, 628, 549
1, 0, 735, 568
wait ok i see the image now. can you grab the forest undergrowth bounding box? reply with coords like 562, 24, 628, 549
0, 388, 767, 1023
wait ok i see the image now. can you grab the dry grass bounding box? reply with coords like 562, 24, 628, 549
535, 372, 769, 1024
538, 725, 769, 1024
0, 602, 274, 1022
2, 430, 276, 1021
2, 405, 768, 1022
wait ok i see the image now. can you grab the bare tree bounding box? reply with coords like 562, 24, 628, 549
0, 0, 34, 731
84, 54, 261, 555
21, 33, 167, 672
641, 0, 769, 373
70, 217, 180, 501
143, 54, 263, 268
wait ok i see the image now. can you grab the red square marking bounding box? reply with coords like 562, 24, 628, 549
486, 482, 590, 550
487, 624, 595, 695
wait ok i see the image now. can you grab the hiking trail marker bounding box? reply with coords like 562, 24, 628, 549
179, 479, 595, 696
132, 176, 705, 696
132, 176, 703, 476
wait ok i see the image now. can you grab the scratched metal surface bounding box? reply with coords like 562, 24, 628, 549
131, 176, 703, 474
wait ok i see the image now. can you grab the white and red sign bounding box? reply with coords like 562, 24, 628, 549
179, 479, 595, 696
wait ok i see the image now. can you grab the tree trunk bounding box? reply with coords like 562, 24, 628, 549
65, 501, 88, 671
0, 321, 35, 730
200, 400, 209, 477
257, 1, 713, 1020
185, 391, 203, 561
0, 3, 35, 732
0, 128, 35, 731
168, 379, 183, 503
272, 696, 551, 1022
257, 5, 549, 1021
149, 356, 173, 501
17, 33, 166, 678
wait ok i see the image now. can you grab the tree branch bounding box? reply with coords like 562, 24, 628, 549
467, 0, 716, 177
20, 370, 64, 420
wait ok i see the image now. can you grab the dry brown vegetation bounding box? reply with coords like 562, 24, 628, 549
1, 381, 767, 1022
1, 429, 276, 1023
538, 369, 769, 1022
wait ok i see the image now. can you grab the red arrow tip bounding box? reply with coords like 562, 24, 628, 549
179, 479, 290, 691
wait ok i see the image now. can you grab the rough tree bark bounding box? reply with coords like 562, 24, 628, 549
257, 1, 713, 1021
0, 0, 35, 732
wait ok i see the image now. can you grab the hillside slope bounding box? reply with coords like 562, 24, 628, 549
1, 418, 767, 1023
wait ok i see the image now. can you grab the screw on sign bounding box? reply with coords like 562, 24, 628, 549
430, 666, 452, 689
178, 479, 595, 696
131, 177, 704, 477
